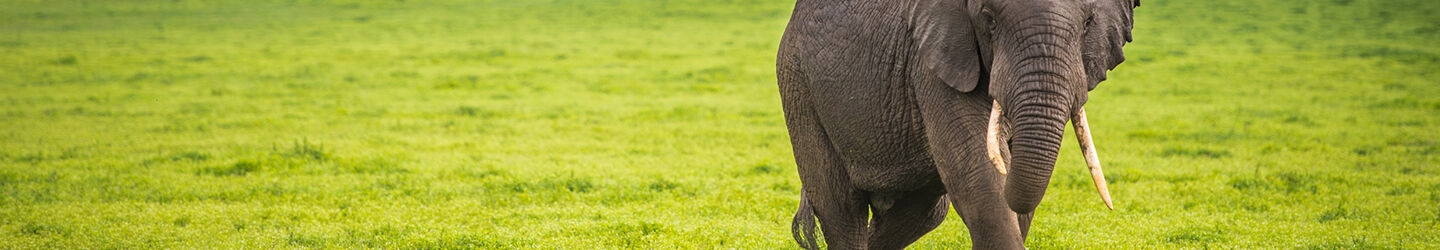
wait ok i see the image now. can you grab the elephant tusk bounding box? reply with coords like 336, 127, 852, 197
1073, 108, 1114, 210
986, 100, 1007, 175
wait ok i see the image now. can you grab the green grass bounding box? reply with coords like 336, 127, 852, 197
0, 0, 1436, 248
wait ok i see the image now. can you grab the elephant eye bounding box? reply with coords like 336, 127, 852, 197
980, 8, 997, 35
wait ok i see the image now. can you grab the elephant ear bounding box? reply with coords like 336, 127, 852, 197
916, 0, 982, 93
1082, 0, 1139, 91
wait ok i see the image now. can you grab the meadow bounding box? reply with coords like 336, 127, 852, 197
1, 0, 1437, 248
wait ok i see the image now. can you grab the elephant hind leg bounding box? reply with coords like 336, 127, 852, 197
866, 187, 948, 249
811, 188, 870, 249
797, 141, 869, 249
781, 64, 869, 249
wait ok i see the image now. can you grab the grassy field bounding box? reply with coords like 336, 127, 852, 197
1, 0, 1437, 248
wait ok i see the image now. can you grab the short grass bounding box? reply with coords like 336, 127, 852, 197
1, 0, 1436, 248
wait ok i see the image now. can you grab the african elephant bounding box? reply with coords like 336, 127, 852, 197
777, 0, 1138, 248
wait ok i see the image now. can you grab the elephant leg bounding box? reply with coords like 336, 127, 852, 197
788, 127, 868, 248
787, 122, 868, 249
780, 60, 870, 249
929, 106, 1025, 248
914, 83, 1025, 248
866, 187, 948, 249
810, 184, 870, 249
1017, 211, 1036, 239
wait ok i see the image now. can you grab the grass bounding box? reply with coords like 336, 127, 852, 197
0, 0, 1437, 248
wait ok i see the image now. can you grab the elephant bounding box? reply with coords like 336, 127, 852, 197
776, 0, 1138, 248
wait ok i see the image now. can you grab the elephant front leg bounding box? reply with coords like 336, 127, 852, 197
927, 116, 1024, 249
914, 87, 1025, 248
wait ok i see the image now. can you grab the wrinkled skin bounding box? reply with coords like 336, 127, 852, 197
778, 0, 1137, 248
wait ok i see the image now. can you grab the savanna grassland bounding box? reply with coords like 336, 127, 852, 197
1, 0, 1437, 248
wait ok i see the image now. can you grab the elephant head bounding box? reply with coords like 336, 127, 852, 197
916, 0, 1138, 239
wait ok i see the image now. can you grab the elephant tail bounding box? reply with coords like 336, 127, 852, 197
791, 193, 820, 250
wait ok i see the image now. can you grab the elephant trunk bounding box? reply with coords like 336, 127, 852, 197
1000, 87, 1070, 215
990, 11, 1088, 216
987, 69, 1116, 215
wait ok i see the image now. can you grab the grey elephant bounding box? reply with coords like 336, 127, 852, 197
777, 0, 1138, 248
